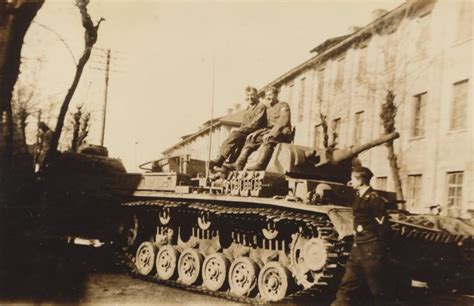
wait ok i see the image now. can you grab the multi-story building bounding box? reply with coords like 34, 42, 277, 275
162, 106, 244, 161
164, 0, 472, 217
263, 0, 472, 217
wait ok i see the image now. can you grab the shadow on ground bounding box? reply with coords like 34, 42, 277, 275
0, 221, 115, 304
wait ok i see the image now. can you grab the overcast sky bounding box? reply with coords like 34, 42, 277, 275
20, 0, 403, 171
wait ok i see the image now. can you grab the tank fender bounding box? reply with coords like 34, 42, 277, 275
326, 207, 354, 239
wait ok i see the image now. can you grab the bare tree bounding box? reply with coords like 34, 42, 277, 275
70, 104, 90, 152
0, 0, 44, 176
380, 90, 404, 202
12, 80, 38, 150
319, 112, 329, 149
43, 0, 104, 167
352, 4, 432, 206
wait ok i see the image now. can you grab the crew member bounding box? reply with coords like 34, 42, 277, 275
332, 167, 394, 306
36, 121, 53, 172
209, 86, 266, 170
232, 86, 292, 171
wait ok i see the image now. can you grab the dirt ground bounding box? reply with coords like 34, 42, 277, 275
0, 240, 473, 306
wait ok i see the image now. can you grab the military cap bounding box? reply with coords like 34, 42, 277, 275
352, 166, 374, 181
265, 86, 279, 95
245, 86, 258, 93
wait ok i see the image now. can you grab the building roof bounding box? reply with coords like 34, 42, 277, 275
260, 0, 434, 90
162, 109, 245, 155
310, 34, 350, 54
219, 109, 245, 125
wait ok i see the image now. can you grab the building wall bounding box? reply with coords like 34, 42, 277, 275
276, 1, 473, 216
164, 125, 235, 161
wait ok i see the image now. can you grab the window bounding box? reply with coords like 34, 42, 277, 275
407, 175, 422, 209
313, 124, 323, 148
450, 80, 469, 130
357, 46, 367, 81
331, 118, 341, 146
455, 1, 473, 42
376, 177, 387, 191
298, 78, 306, 123
412, 92, 427, 137
446, 172, 463, 215
317, 68, 325, 103
353, 111, 364, 145
417, 13, 431, 58
288, 83, 295, 106
335, 57, 345, 90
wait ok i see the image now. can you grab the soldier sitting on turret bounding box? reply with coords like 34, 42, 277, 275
231, 86, 293, 171
209, 86, 266, 171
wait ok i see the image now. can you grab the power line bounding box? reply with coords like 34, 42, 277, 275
32, 21, 77, 65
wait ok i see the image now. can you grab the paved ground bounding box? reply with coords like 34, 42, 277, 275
0, 241, 473, 305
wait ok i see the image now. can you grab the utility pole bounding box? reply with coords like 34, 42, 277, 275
100, 49, 111, 146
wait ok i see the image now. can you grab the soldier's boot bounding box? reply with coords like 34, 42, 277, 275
246, 146, 273, 171
232, 147, 254, 171
209, 155, 225, 171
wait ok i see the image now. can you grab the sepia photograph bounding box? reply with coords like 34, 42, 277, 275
0, 0, 473, 305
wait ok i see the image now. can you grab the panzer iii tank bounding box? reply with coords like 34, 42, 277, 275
103, 132, 405, 302
39, 132, 474, 302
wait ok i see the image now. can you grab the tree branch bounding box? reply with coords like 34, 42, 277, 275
43, 0, 104, 168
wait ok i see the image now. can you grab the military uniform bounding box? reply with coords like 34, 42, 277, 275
37, 128, 53, 171
332, 187, 393, 306
233, 101, 292, 170
216, 102, 266, 164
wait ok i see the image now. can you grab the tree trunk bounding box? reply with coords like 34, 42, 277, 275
71, 107, 81, 152
0, 0, 44, 197
43, 0, 103, 167
380, 90, 404, 208
387, 141, 404, 205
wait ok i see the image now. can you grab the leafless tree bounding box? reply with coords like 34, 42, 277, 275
319, 112, 329, 149
0, 0, 44, 178
44, 0, 104, 167
354, 4, 433, 205
70, 104, 90, 152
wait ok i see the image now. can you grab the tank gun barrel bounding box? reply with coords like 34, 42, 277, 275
331, 132, 399, 164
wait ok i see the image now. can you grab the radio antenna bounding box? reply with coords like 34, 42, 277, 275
206, 51, 216, 178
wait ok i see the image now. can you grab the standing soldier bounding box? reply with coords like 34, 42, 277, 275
36, 121, 53, 172
232, 86, 292, 171
209, 86, 266, 170
332, 166, 394, 306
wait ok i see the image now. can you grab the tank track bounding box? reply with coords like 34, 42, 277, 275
390, 214, 474, 261
113, 198, 352, 303
390, 216, 472, 246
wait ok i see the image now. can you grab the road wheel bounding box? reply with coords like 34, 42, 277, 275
135, 241, 158, 275
228, 257, 259, 297
156, 245, 180, 280
202, 253, 230, 291
257, 261, 291, 302
178, 248, 204, 285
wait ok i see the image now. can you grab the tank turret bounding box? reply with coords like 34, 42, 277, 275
222, 132, 400, 199
264, 132, 400, 182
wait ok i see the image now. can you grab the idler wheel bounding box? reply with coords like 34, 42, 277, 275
135, 241, 158, 275
257, 261, 291, 302
156, 245, 180, 280
202, 253, 230, 291
228, 257, 259, 297
178, 248, 204, 285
